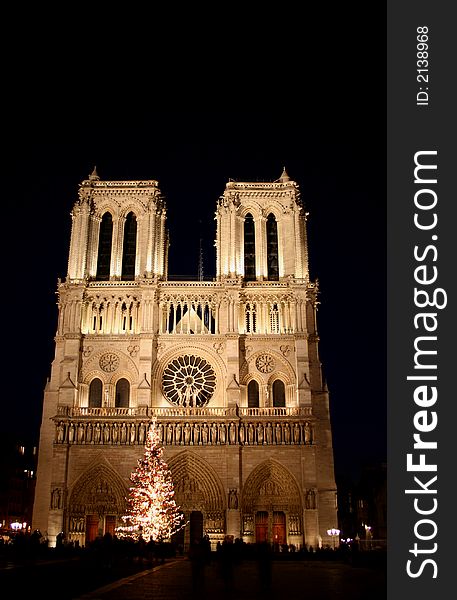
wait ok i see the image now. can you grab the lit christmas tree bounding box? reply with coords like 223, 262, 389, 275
115, 420, 186, 542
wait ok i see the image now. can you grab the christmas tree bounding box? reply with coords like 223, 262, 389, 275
115, 420, 186, 542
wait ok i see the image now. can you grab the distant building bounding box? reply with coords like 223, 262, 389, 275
33, 168, 338, 549
0, 441, 37, 536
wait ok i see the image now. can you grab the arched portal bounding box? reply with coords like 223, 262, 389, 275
168, 451, 226, 549
242, 459, 303, 547
67, 462, 128, 546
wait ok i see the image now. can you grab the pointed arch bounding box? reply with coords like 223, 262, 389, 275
242, 459, 302, 513
167, 451, 226, 512
247, 379, 260, 408
121, 211, 137, 280
68, 460, 128, 518
244, 213, 256, 281
115, 378, 130, 408
88, 378, 103, 408
266, 212, 279, 280
272, 379, 286, 407
96, 212, 113, 280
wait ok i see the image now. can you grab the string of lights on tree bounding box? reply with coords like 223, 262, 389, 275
115, 420, 186, 542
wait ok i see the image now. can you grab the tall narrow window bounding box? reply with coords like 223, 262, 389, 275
115, 378, 130, 408
89, 378, 103, 408
247, 380, 260, 408
266, 213, 279, 281
272, 379, 286, 407
269, 302, 280, 333
96, 212, 113, 280
121, 212, 137, 280
244, 213, 256, 281
246, 302, 257, 333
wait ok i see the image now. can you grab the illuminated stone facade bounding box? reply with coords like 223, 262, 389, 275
33, 168, 338, 549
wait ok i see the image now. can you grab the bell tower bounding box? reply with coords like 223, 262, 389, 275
67, 168, 168, 283
215, 167, 309, 282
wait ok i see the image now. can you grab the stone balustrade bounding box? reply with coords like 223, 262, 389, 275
56, 405, 312, 418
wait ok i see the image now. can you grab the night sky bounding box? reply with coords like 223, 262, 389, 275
4, 13, 385, 484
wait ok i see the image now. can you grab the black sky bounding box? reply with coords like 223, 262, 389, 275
4, 11, 385, 483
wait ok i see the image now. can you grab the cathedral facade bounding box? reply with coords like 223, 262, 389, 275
32, 168, 338, 550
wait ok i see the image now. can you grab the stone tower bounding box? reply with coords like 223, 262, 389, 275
33, 167, 338, 550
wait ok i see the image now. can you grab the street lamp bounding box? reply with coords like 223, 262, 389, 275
326, 527, 340, 549
364, 524, 372, 549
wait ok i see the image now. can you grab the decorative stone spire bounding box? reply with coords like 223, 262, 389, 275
89, 166, 100, 181
277, 166, 291, 182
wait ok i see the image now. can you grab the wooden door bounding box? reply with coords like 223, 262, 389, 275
86, 514, 99, 543
272, 511, 286, 545
105, 515, 116, 537
255, 511, 269, 543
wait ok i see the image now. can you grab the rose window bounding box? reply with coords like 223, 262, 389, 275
162, 355, 216, 407
256, 354, 276, 373
99, 353, 119, 373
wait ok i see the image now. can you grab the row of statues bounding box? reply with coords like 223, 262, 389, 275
55, 420, 314, 446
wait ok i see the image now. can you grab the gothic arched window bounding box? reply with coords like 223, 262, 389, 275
96, 212, 113, 280
269, 302, 280, 333
121, 212, 137, 280
245, 302, 257, 333
88, 378, 103, 408
266, 213, 279, 281
272, 379, 286, 408
244, 213, 256, 281
115, 378, 130, 408
247, 380, 260, 408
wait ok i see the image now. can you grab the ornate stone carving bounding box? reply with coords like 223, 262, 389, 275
213, 342, 224, 354
51, 487, 63, 509
205, 511, 225, 533
228, 489, 238, 509
259, 478, 281, 497
280, 344, 292, 357
243, 514, 254, 535
305, 489, 317, 509
127, 344, 140, 357
256, 354, 275, 373
99, 353, 119, 372
288, 514, 302, 535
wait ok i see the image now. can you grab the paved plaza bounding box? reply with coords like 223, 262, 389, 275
75, 556, 386, 600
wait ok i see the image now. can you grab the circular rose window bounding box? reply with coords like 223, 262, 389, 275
99, 352, 119, 373
162, 355, 216, 407
256, 354, 276, 373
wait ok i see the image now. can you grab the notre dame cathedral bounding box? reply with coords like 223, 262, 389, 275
32, 167, 338, 550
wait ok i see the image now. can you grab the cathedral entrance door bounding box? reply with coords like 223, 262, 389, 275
86, 515, 99, 543
272, 511, 286, 545
255, 511, 269, 543
105, 515, 116, 537
189, 511, 203, 544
